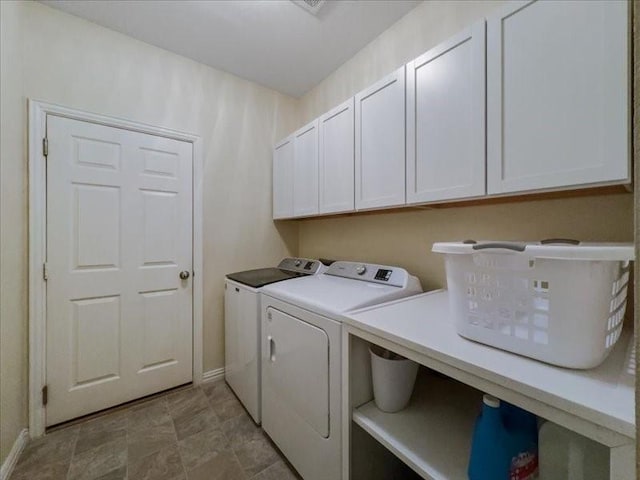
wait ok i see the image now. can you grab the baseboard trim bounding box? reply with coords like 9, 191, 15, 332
0, 429, 29, 480
202, 367, 225, 383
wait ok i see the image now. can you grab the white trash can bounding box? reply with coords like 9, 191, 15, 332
370, 345, 419, 413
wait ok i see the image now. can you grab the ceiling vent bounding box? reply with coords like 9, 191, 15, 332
291, 0, 326, 16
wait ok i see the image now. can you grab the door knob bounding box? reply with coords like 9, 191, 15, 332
179, 271, 190, 280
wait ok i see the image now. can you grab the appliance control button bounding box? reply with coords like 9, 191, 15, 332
294, 259, 302, 267
355, 265, 367, 275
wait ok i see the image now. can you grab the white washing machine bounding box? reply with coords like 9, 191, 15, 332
260, 261, 422, 480
224, 258, 325, 424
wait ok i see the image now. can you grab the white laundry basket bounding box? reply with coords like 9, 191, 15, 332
432, 241, 634, 369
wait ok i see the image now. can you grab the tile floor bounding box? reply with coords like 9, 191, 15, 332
10, 381, 300, 480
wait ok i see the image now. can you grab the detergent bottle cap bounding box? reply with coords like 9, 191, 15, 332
483, 394, 500, 408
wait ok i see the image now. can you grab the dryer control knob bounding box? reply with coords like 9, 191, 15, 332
356, 265, 367, 275
294, 259, 302, 267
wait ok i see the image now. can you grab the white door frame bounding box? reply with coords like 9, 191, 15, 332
28, 99, 204, 437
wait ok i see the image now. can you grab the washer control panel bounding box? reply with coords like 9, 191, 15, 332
325, 261, 408, 287
374, 269, 393, 282
278, 258, 323, 275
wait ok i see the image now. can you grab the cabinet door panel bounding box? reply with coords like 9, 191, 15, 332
293, 120, 320, 217
355, 67, 406, 210
319, 98, 355, 214
273, 137, 294, 219
487, 0, 629, 194
407, 21, 486, 204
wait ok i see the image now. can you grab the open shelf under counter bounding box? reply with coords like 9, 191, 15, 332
353, 372, 482, 480
341, 290, 635, 444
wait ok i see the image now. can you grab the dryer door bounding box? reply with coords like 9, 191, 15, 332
263, 307, 329, 438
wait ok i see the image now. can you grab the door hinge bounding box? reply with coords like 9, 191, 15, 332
42, 385, 48, 406
42, 137, 48, 157
42, 262, 48, 281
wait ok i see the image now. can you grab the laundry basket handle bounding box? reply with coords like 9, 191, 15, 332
540, 238, 580, 245
472, 242, 526, 252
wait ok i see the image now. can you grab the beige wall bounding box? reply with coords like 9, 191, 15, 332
297, 0, 634, 289
1, 0, 30, 467
0, 0, 298, 462
300, 195, 633, 291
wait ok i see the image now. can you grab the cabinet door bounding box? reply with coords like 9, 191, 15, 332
273, 137, 294, 219
355, 67, 406, 210
406, 21, 486, 204
319, 98, 355, 214
293, 120, 320, 217
487, 0, 629, 195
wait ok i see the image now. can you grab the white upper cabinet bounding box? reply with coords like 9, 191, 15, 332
355, 67, 406, 210
406, 21, 486, 204
273, 136, 294, 219
293, 119, 320, 217
487, 0, 629, 195
274, 0, 630, 219
319, 98, 355, 214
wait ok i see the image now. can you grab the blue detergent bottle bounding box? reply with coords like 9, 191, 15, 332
468, 394, 510, 480
501, 402, 539, 480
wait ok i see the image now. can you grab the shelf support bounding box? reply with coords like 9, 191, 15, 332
610, 442, 635, 480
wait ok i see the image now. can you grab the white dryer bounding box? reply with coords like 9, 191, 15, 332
260, 261, 422, 480
224, 258, 325, 424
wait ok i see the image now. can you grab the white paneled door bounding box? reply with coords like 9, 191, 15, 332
293, 120, 320, 217
273, 136, 294, 219
486, 0, 629, 194
46, 115, 193, 426
319, 98, 355, 215
406, 21, 486, 204
355, 66, 406, 210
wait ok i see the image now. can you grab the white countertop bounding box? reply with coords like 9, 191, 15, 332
342, 290, 635, 439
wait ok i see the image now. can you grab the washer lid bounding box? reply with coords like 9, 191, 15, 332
226, 268, 303, 288
226, 257, 325, 288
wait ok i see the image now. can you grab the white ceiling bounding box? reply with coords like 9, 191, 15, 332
41, 0, 421, 97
